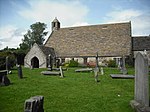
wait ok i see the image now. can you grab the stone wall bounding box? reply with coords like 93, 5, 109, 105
24, 44, 47, 68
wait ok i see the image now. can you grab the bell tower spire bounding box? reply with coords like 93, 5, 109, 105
51, 17, 60, 31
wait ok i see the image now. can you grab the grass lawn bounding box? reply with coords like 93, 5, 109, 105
0, 67, 136, 112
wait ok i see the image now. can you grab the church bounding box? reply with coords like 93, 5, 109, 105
24, 18, 150, 68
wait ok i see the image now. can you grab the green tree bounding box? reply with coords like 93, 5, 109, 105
19, 22, 48, 51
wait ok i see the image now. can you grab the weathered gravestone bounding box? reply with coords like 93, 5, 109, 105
0, 70, 10, 86
17, 65, 23, 79
24, 96, 44, 112
130, 52, 150, 112
120, 56, 127, 75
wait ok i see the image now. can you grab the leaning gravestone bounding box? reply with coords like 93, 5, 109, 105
24, 96, 44, 112
130, 52, 150, 112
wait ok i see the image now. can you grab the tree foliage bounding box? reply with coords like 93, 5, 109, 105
19, 22, 48, 51
0, 49, 16, 70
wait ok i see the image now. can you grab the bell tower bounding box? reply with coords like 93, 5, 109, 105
51, 17, 60, 31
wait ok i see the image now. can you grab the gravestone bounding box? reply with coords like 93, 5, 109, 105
130, 52, 150, 112
60, 66, 64, 78
48, 54, 53, 71
0, 70, 10, 86
94, 67, 99, 82
56, 59, 60, 68
100, 67, 104, 75
0, 70, 7, 82
24, 96, 44, 112
120, 56, 127, 75
6, 56, 9, 74
1, 75, 10, 86
95, 52, 99, 68
17, 65, 23, 79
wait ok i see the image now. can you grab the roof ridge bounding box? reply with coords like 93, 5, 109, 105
60, 21, 131, 29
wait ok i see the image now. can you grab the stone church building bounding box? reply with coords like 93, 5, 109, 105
24, 18, 150, 68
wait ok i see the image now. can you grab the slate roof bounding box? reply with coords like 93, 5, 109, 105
45, 22, 132, 57
39, 45, 55, 57
132, 36, 150, 51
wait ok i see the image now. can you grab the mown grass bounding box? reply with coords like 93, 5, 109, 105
0, 67, 136, 112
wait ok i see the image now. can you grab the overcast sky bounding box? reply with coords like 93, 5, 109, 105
0, 0, 150, 49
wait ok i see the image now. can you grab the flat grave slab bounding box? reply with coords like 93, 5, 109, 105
0, 70, 7, 75
75, 68, 93, 72
110, 74, 134, 79
48, 68, 67, 71
41, 71, 60, 76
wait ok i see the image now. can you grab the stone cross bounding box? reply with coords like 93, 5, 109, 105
48, 54, 53, 71
95, 52, 99, 68
130, 52, 150, 112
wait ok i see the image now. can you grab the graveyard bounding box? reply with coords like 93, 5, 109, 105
0, 18, 149, 112
0, 66, 143, 112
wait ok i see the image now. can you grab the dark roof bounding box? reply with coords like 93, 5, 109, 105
52, 17, 60, 23
45, 22, 131, 57
132, 36, 150, 51
39, 45, 55, 57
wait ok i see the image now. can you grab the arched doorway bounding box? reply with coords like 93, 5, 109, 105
31, 57, 39, 68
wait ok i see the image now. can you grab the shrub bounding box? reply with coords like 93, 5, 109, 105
0, 51, 16, 70
68, 60, 78, 67
107, 60, 116, 67
87, 61, 96, 67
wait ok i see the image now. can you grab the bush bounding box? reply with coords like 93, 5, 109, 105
0, 56, 6, 70
0, 51, 16, 70
68, 60, 79, 67
107, 60, 116, 67
87, 61, 96, 67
